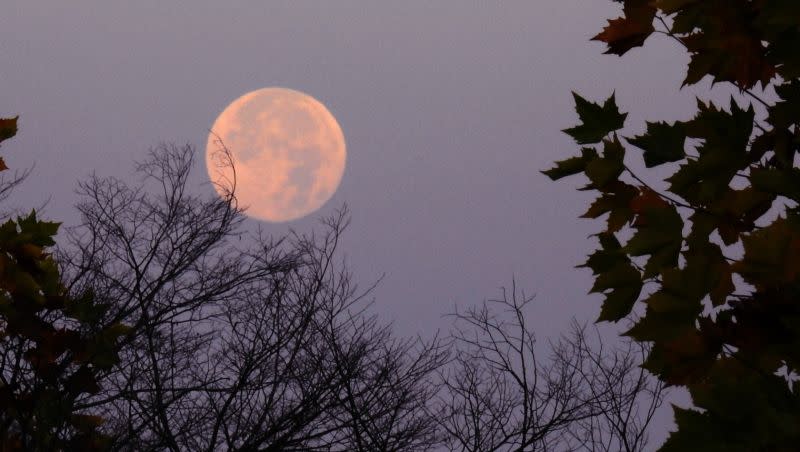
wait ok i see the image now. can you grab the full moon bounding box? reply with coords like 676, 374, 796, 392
206, 87, 346, 222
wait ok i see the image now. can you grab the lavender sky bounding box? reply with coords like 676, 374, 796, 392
2, 1, 740, 446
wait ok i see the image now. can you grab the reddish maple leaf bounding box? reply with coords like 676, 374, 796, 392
592, 0, 656, 55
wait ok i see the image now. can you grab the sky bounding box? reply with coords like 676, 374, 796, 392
2, 1, 736, 446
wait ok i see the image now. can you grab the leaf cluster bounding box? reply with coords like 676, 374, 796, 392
546, 1, 800, 448
0, 117, 128, 451
593, 0, 800, 89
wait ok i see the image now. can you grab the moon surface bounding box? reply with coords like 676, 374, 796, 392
206, 87, 346, 222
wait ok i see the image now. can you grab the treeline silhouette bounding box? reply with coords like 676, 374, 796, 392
0, 141, 663, 451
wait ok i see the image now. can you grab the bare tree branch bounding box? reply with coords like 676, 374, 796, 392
434, 283, 666, 452
56, 144, 446, 451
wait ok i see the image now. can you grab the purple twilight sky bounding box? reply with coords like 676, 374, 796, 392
3, 1, 745, 446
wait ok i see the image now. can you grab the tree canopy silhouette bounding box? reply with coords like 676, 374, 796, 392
545, 1, 800, 449
0, 132, 665, 450
0, 116, 128, 450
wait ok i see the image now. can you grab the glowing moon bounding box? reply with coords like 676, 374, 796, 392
206, 87, 346, 222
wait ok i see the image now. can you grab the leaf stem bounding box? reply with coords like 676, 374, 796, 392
655, 16, 686, 49
744, 88, 771, 109
623, 165, 694, 211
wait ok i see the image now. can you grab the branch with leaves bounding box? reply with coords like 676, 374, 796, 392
0, 116, 129, 450
545, 0, 800, 449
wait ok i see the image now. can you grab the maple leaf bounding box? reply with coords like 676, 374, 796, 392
626, 120, 686, 167
0, 116, 18, 145
667, 99, 753, 205
641, 329, 720, 386
685, 35, 775, 89
585, 135, 625, 189
767, 80, 800, 128
541, 147, 598, 180
579, 232, 629, 275
663, 357, 800, 450
750, 167, 800, 203
562, 93, 627, 145
581, 181, 638, 232
754, 0, 800, 79
592, 0, 656, 55
583, 232, 643, 322
676, 1, 776, 89
733, 216, 800, 289
625, 190, 683, 278
683, 243, 733, 306
625, 268, 704, 343
592, 262, 643, 322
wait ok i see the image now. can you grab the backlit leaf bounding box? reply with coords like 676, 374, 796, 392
681, 15, 776, 88
733, 216, 800, 289
641, 329, 719, 385
585, 136, 625, 189
562, 93, 627, 145
541, 147, 598, 180
592, 0, 656, 55
590, 261, 643, 322
626, 268, 704, 342
625, 189, 684, 277
627, 121, 686, 167
751, 167, 800, 203
579, 232, 627, 274
767, 80, 800, 128
0, 116, 18, 144
581, 181, 638, 232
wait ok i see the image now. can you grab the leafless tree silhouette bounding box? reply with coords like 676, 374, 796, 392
57, 144, 446, 451
50, 144, 664, 451
434, 284, 665, 452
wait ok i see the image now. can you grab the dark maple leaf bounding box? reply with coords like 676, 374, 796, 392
592, 0, 656, 55
627, 121, 687, 167
0, 116, 17, 144
562, 93, 627, 145
684, 33, 775, 88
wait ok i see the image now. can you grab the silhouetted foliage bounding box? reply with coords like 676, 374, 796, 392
434, 284, 664, 451
0, 116, 128, 450
546, 1, 800, 449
